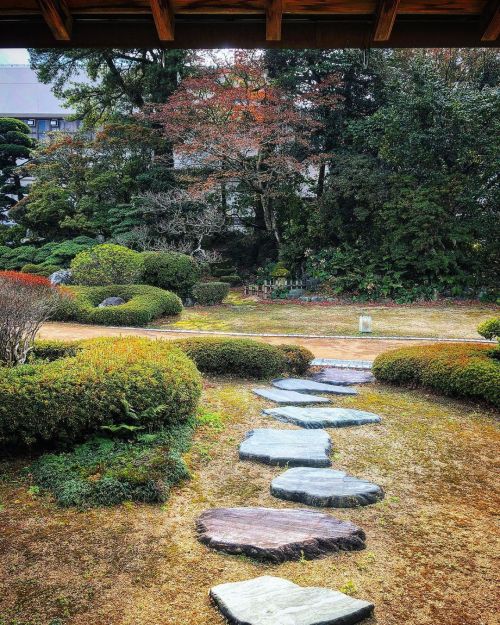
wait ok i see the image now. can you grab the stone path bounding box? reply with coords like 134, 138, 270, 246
197, 508, 366, 562
272, 377, 358, 395
263, 406, 381, 429
271, 467, 384, 508
252, 387, 330, 404
239, 428, 332, 467
210, 575, 374, 625
312, 368, 375, 386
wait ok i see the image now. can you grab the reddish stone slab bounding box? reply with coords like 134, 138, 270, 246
196, 507, 366, 563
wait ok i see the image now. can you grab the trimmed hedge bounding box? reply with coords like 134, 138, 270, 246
0, 337, 202, 447
142, 251, 201, 298
219, 274, 241, 285
192, 281, 230, 305
478, 317, 500, 341
21, 263, 61, 277
373, 343, 500, 408
172, 337, 313, 378
53, 284, 182, 326
71, 244, 143, 286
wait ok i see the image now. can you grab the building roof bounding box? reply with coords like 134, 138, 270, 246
0, 64, 75, 117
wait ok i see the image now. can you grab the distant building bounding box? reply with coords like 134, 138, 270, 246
0, 64, 81, 141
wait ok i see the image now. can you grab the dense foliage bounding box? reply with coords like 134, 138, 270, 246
0, 118, 34, 220
71, 243, 144, 286
478, 318, 500, 341
0, 337, 202, 446
141, 251, 201, 298
0, 236, 97, 269
192, 281, 230, 305
373, 343, 500, 408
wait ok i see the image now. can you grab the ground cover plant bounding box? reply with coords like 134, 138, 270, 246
54, 285, 182, 326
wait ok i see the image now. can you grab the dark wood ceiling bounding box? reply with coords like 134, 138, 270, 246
0, 0, 498, 48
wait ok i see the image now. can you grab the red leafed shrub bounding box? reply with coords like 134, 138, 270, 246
0, 271, 61, 366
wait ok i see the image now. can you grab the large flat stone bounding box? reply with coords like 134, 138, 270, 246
271, 468, 384, 508
210, 576, 374, 625
252, 387, 330, 404
239, 428, 332, 467
197, 508, 366, 562
272, 378, 358, 396
263, 406, 381, 429
312, 368, 375, 386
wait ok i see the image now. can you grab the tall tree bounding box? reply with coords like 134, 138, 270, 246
0, 118, 34, 221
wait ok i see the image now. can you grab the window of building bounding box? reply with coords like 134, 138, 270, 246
27, 119, 36, 127
50, 119, 59, 128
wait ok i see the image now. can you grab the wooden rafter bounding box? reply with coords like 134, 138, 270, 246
37, 0, 72, 40
266, 0, 283, 41
373, 0, 400, 41
481, 0, 500, 41
150, 0, 175, 41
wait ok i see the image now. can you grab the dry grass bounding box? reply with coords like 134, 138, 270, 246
159, 294, 499, 339
0, 380, 499, 625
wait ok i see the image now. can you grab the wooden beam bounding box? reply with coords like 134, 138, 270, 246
266, 0, 283, 41
481, 0, 500, 41
150, 0, 174, 41
37, 0, 72, 40
373, 0, 400, 41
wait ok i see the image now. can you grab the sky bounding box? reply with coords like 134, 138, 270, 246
0, 49, 29, 64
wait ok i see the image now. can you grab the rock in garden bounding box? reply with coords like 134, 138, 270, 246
271, 467, 384, 508
239, 428, 331, 467
49, 268, 72, 285
197, 508, 366, 562
210, 575, 374, 625
263, 406, 381, 429
312, 368, 375, 386
252, 387, 330, 404
98, 296, 125, 307
272, 378, 358, 395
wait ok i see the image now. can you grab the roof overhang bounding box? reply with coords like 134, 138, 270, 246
0, 1, 498, 48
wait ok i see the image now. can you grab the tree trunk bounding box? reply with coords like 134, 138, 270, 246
261, 195, 280, 245
317, 162, 326, 198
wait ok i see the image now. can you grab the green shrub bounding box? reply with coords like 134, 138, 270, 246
21, 263, 61, 277
275, 344, 312, 376
219, 274, 241, 285
52, 284, 182, 326
173, 337, 312, 379
141, 251, 201, 298
29, 420, 194, 507
373, 343, 500, 408
192, 281, 230, 305
478, 318, 500, 341
71, 244, 143, 286
0, 337, 202, 447
30, 339, 81, 361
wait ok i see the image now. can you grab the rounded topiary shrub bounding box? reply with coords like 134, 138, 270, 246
275, 344, 312, 376
0, 337, 202, 447
141, 251, 201, 298
478, 317, 500, 341
52, 284, 182, 326
71, 244, 143, 286
192, 281, 230, 305
21, 263, 61, 277
219, 274, 242, 285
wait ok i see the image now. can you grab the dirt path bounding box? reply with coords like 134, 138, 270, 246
38, 322, 466, 360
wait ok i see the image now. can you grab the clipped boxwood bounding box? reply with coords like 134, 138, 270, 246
0, 337, 202, 447
71, 243, 143, 286
173, 337, 312, 379
53, 284, 182, 326
219, 274, 241, 285
21, 263, 61, 277
373, 343, 500, 408
142, 251, 201, 298
192, 281, 230, 305
478, 317, 500, 341
276, 344, 313, 376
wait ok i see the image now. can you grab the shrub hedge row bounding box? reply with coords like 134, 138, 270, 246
0, 337, 202, 446
53, 284, 182, 326
192, 281, 230, 305
373, 343, 500, 408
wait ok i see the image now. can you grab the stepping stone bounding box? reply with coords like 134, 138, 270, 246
312, 367, 375, 386
252, 387, 330, 404
239, 428, 332, 467
263, 406, 381, 429
272, 378, 358, 396
197, 508, 366, 562
210, 575, 374, 625
271, 468, 384, 508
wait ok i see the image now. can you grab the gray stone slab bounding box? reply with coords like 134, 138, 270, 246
272, 378, 357, 396
252, 387, 330, 404
240, 428, 332, 467
210, 576, 374, 625
271, 468, 384, 508
311, 358, 373, 369
263, 406, 381, 429
197, 508, 366, 562
312, 368, 375, 386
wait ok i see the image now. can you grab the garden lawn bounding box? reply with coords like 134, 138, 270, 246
0, 380, 498, 625
159, 293, 499, 339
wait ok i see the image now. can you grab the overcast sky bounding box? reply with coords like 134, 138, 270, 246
0, 49, 29, 64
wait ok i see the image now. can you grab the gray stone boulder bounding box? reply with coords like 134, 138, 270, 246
312, 368, 375, 386
210, 576, 374, 625
272, 378, 358, 396
252, 387, 330, 404
49, 269, 72, 285
263, 406, 381, 429
98, 296, 125, 308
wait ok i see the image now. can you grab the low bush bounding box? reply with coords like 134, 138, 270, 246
71, 243, 143, 286
21, 263, 61, 277
275, 344, 312, 376
0, 337, 202, 446
192, 281, 230, 305
52, 284, 182, 326
29, 420, 194, 507
173, 337, 313, 378
219, 274, 241, 285
478, 317, 500, 341
0, 237, 97, 270
373, 343, 500, 408
141, 251, 201, 298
